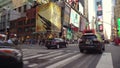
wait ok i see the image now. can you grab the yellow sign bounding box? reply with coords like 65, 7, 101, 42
36, 2, 61, 32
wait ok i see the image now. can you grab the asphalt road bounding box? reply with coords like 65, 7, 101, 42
22, 43, 120, 68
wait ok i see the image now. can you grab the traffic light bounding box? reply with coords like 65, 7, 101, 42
117, 18, 120, 37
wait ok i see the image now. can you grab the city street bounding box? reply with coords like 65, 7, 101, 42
21, 43, 120, 68
0, 0, 119, 68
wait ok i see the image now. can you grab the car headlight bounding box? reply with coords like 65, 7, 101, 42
0, 48, 22, 60
13, 50, 22, 60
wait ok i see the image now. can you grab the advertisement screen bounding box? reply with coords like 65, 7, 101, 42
63, 5, 71, 26
66, 0, 79, 10
36, 2, 61, 32
70, 8, 80, 27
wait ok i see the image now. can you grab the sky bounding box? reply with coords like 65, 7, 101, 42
88, 0, 113, 39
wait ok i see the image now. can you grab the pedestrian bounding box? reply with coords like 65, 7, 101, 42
29, 39, 33, 46
39, 39, 41, 45
7, 34, 18, 46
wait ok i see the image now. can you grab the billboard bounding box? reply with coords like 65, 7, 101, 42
36, 2, 61, 32
66, 0, 79, 10
63, 4, 71, 26
70, 8, 80, 28
96, 0, 103, 21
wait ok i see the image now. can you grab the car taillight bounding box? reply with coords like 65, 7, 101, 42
0, 50, 13, 53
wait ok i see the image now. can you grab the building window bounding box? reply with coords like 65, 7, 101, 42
18, 7, 21, 12
25, 27, 29, 32
14, 8, 16, 10
18, 28, 23, 32
31, 18, 35, 23
24, 5, 27, 12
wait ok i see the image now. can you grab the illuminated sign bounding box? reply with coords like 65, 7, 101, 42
70, 8, 80, 27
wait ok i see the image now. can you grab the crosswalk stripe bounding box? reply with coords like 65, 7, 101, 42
23, 54, 44, 60
23, 61, 29, 64
23, 49, 114, 68
96, 53, 113, 68
46, 54, 83, 68
38, 52, 63, 59
49, 53, 73, 60
34, 53, 78, 67
23, 50, 64, 60
28, 63, 38, 68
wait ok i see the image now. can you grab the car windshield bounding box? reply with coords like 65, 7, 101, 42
0, 42, 16, 48
81, 35, 97, 39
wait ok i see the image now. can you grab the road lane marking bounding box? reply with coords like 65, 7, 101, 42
96, 53, 113, 68
23, 54, 44, 60
49, 53, 73, 60
23, 61, 29, 64
23, 50, 63, 60
38, 52, 63, 59
28, 63, 38, 68
46, 54, 83, 68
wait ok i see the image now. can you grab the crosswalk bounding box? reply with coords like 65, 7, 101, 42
22, 48, 114, 68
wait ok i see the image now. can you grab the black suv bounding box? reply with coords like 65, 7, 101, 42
79, 33, 105, 54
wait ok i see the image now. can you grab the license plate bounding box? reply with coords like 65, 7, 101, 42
86, 41, 90, 44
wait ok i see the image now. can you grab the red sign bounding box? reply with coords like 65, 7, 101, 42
70, 24, 78, 32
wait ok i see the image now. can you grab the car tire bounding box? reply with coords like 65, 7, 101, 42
103, 47, 105, 51
17, 62, 23, 68
80, 49, 84, 53
47, 47, 50, 49
98, 49, 103, 54
64, 44, 67, 48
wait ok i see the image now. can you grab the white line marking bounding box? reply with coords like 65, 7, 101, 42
46, 54, 83, 68
96, 53, 113, 68
23, 61, 29, 64
28, 63, 38, 68
23, 50, 63, 60
23, 54, 44, 60
49, 53, 73, 60
38, 52, 63, 59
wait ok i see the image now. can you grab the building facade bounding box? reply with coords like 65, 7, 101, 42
114, 0, 120, 37
0, 1, 32, 39
84, 0, 88, 18
0, 0, 88, 42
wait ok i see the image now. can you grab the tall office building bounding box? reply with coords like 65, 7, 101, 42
115, 0, 120, 37
87, 0, 113, 39
84, 0, 88, 18
88, 0, 96, 29
102, 0, 113, 39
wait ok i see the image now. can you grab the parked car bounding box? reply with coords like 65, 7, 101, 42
0, 42, 23, 68
45, 38, 67, 49
79, 32, 105, 54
